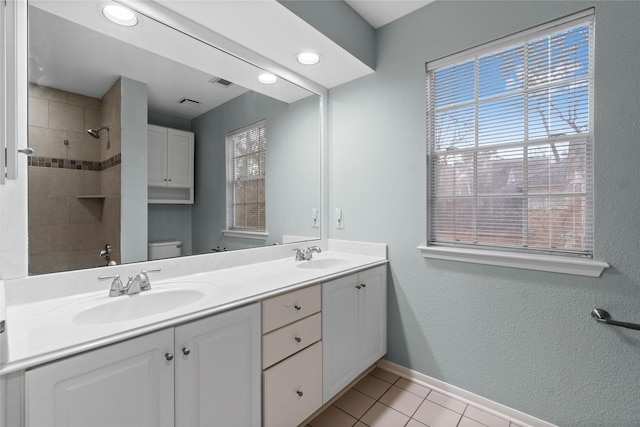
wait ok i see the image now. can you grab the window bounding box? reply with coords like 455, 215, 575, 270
426, 11, 595, 261
226, 121, 266, 237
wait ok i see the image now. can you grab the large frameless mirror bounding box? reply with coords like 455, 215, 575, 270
27, 1, 321, 275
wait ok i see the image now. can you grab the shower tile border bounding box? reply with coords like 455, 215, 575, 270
27, 153, 121, 171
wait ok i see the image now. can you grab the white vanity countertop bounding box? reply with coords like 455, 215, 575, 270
2, 246, 387, 374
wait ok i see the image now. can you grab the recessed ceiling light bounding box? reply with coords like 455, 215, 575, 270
102, 5, 138, 27
296, 51, 322, 66
258, 73, 278, 85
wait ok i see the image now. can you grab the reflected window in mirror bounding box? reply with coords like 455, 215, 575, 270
227, 121, 267, 235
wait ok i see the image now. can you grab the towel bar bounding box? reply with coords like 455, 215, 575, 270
591, 308, 640, 331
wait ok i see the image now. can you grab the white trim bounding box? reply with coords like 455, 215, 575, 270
427, 9, 594, 70
418, 245, 608, 277
376, 359, 558, 427
222, 229, 268, 240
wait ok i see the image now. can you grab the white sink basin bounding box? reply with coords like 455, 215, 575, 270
71, 288, 205, 325
296, 258, 351, 269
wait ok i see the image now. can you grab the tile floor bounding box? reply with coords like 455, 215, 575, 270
306, 367, 520, 427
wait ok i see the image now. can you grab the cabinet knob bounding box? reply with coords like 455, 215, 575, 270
294, 337, 302, 343
361, 283, 367, 288
182, 347, 191, 356
294, 305, 301, 311
165, 353, 174, 361
296, 390, 304, 397
355, 285, 362, 290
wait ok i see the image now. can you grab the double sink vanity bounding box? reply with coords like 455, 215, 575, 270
1, 239, 388, 426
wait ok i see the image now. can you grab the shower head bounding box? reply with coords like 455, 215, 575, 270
86, 126, 109, 139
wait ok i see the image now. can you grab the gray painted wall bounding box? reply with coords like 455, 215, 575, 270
120, 77, 148, 263
328, 1, 640, 425
190, 90, 321, 253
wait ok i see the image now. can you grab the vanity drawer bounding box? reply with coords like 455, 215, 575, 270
262, 312, 321, 369
262, 284, 321, 333
263, 341, 322, 427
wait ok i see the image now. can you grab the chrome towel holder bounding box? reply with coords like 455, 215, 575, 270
591, 308, 640, 331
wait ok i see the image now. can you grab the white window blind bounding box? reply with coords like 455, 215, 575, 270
228, 121, 266, 231
426, 11, 594, 257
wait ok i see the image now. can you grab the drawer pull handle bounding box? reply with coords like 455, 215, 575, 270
296, 390, 304, 397
165, 353, 174, 361
182, 347, 191, 356
294, 336, 302, 343
294, 305, 301, 311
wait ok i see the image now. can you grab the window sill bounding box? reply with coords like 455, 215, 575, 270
222, 230, 268, 240
418, 245, 609, 277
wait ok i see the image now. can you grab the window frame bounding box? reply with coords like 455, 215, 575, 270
224, 120, 268, 240
421, 9, 608, 277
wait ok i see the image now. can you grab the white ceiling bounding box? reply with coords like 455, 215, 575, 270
345, 0, 433, 29
29, 0, 433, 120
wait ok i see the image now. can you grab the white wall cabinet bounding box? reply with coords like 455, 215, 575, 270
25, 303, 260, 427
322, 265, 387, 403
148, 124, 194, 204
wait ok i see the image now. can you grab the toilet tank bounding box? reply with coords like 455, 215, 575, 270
148, 241, 182, 260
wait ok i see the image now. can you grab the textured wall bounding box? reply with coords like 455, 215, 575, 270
328, 1, 640, 425
190, 91, 321, 253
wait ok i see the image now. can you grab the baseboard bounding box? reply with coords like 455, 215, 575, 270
376, 359, 557, 427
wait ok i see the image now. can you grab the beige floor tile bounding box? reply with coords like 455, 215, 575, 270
395, 378, 431, 398
380, 385, 425, 417
370, 367, 400, 384
334, 388, 376, 419
353, 374, 393, 400
464, 406, 510, 427
458, 416, 487, 427
406, 420, 428, 427
361, 402, 410, 427
412, 399, 462, 427
510, 423, 521, 427
426, 390, 467, 414
308, 405, 357, 427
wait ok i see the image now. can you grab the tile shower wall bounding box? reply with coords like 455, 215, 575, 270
28, 82, 122, 274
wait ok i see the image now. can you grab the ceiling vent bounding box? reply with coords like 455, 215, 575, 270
178, 97, 201, 107
208, 77, 233, 88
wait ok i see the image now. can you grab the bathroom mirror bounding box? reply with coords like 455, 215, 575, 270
27, 1, 322, 275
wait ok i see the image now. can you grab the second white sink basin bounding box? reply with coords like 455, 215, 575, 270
296, 258, 351, 269
72, 288, 205, 325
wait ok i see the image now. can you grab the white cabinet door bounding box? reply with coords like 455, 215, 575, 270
358, 265, 387, 369
166, 128, 194, 188
322, 265, 387, 403
322, 273, 360, 403
148, 124, 168, 186
175, 303, 261, 427
25, 329, 174, 427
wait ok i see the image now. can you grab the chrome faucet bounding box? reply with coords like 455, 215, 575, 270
99, 274, 125, 297
99, 269, 161, 297
99, 244, 117, 266
293, 246, 322, 261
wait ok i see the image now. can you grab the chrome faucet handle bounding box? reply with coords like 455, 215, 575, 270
99, 274, 124, 297
293, 248, 305, 261
138, 269, 161, 291
304, 246, 322, 260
